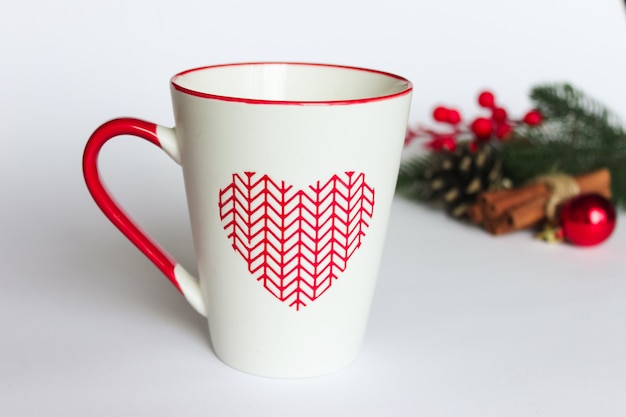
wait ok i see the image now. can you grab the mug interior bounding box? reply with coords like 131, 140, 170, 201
171, 62, 412, 104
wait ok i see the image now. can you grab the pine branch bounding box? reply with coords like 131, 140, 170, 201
396, 152, 441, 201
521, 83, 625, 145
502, 83, 626, 209
531, 83, 623, 129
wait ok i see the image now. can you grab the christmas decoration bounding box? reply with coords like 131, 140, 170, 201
401, 142, 507, 218
468, 169, 611, 235
398, 82, 625, 246
501, 83, 626, 209
399, 89, 541, 217
559, 193, 616, 246
535, 226, 565, 243
403, 89, 542, 151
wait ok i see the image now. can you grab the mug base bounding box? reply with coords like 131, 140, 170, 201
216, 353, 360, 379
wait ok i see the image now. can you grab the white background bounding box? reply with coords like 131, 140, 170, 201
1, 0, 626, 416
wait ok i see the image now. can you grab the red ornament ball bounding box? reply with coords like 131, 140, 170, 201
523, 110, 543, 126
478, 91, 495, 108
560, 193, 617, 246
433, 106, 450, 122
471, 117, 493, 140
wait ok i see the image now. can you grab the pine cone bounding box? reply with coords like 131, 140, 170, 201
424, 142, 508, 218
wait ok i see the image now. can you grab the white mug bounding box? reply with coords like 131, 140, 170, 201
83, 62, 412, 378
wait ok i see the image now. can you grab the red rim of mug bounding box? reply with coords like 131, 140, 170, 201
170, 62, 413, 105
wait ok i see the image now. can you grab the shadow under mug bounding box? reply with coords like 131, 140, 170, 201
83, 62, 413, 378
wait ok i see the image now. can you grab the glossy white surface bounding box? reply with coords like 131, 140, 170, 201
3, 195, 626, 415
2, 0, 625, 414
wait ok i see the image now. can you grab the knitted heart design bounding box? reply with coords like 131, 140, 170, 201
218, 172, 375, 310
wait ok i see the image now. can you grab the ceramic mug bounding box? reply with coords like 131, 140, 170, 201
83, 62, 412, 378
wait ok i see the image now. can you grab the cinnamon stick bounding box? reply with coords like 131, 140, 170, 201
467, 203, 484, 224
576, 168, 611, 196
506, 196, 546, 230
484, 219, 512, 236
482, 197, 546, 235
471, 169, 612, 236
484, 183, 550, 218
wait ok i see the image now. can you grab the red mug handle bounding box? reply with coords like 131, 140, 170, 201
82, 118, 206, 316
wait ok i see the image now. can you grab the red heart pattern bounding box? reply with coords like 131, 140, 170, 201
218, 172, 375, 310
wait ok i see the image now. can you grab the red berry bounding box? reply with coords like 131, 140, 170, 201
495, 123, 513, 139
492, 107, 508, 122
433, 106, 450, 122
523, 110, 543, 126
446, 109, 461, 125
471, 117, 493, 140
404, 128, 418, 146
425, 135, 457, 152
478, 91, 495, 108
439, 136, 457, 151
